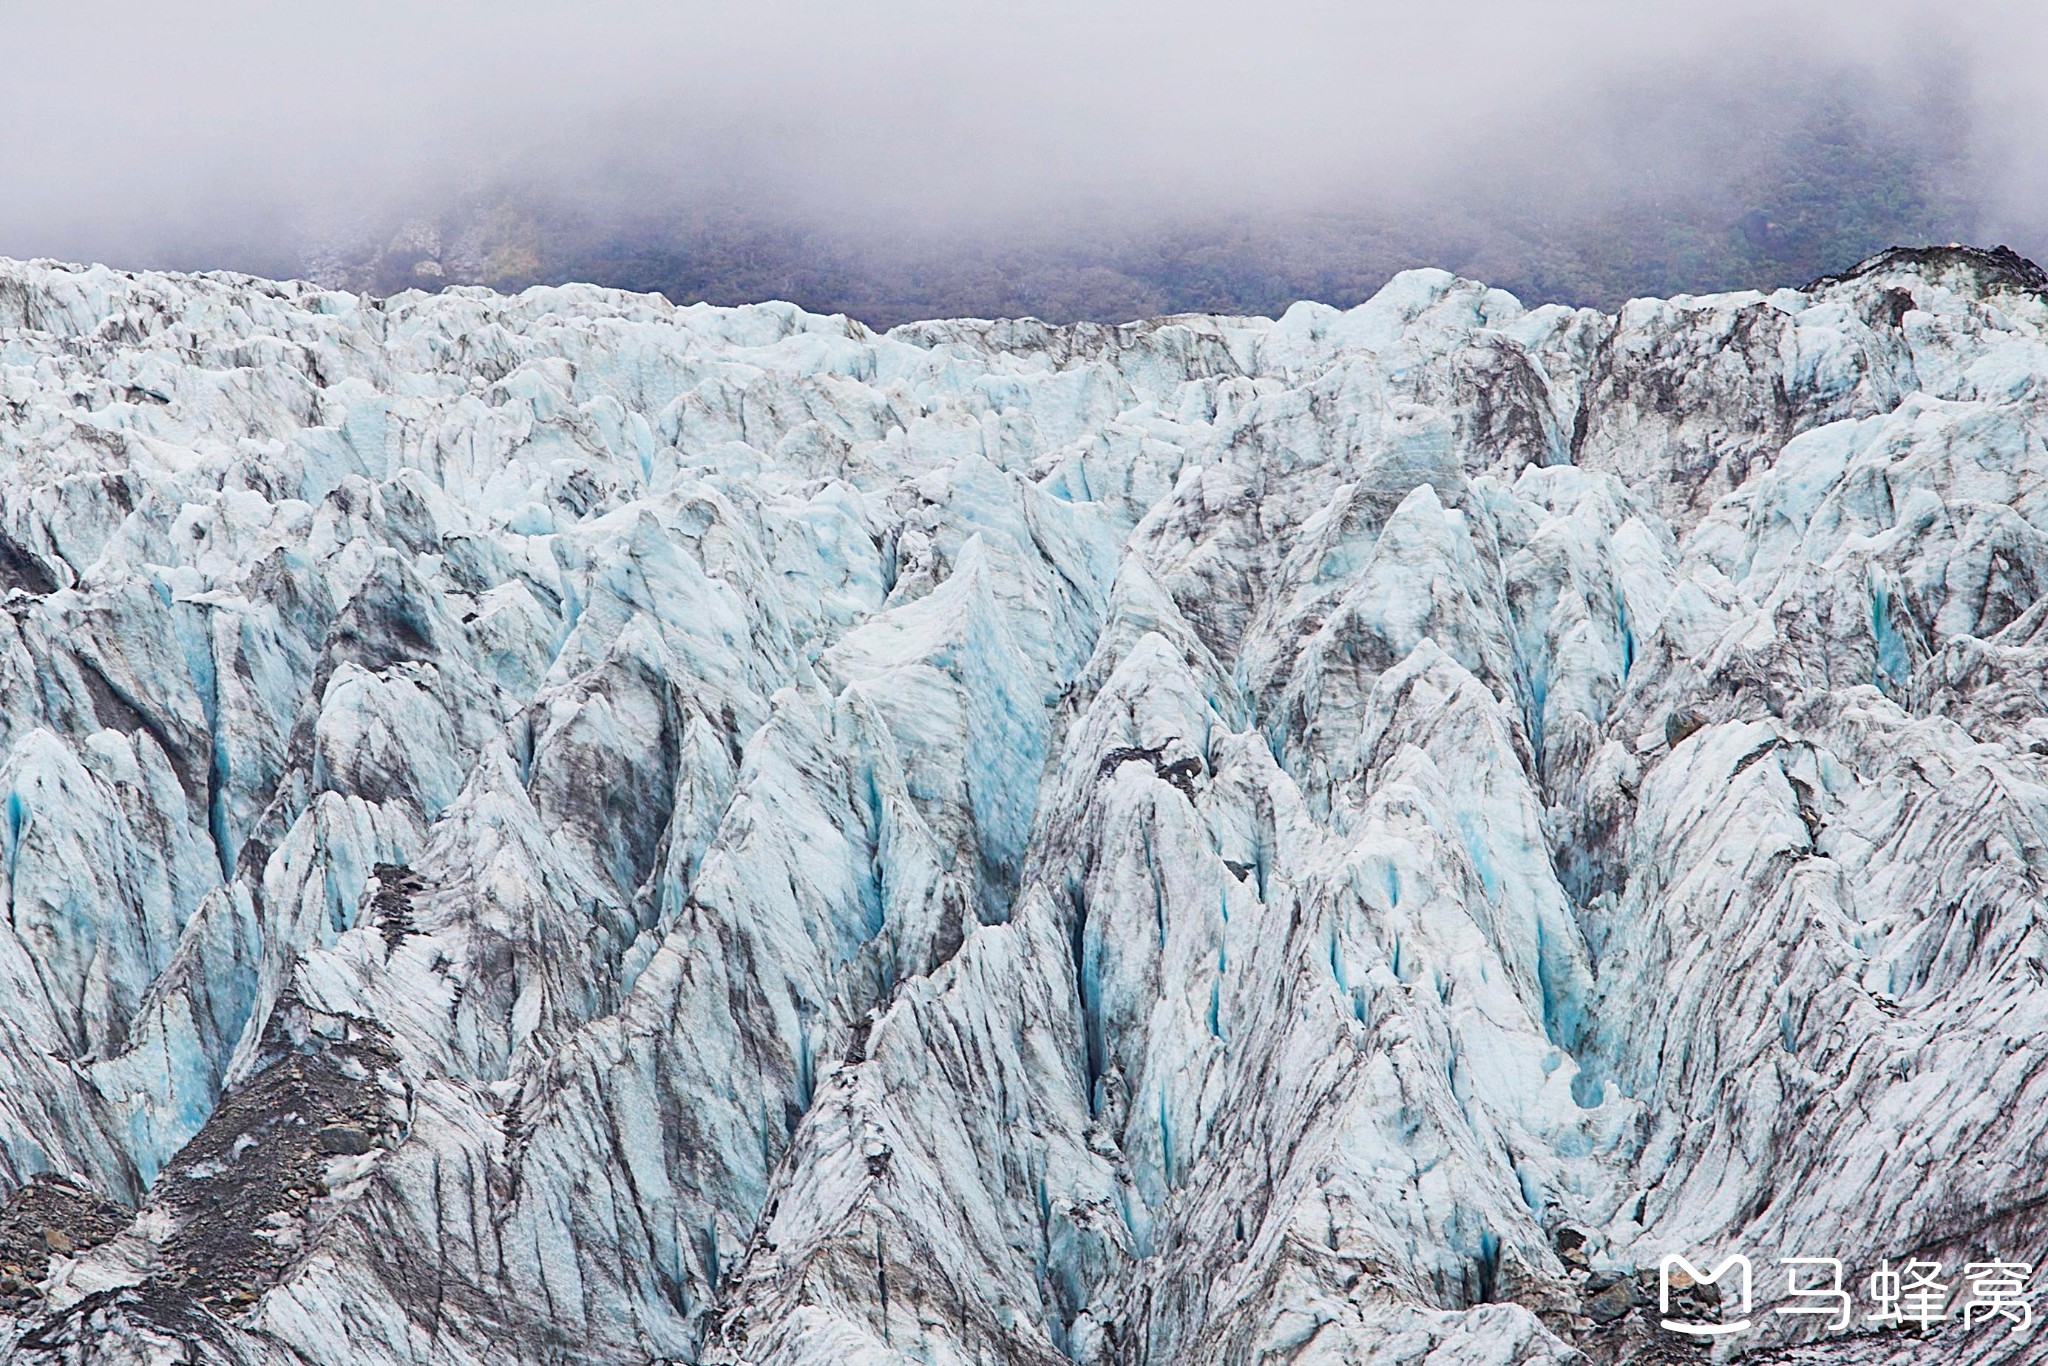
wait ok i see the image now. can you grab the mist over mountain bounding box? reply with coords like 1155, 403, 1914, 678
277, 59, 1989, 328
1, 4, 2030, 328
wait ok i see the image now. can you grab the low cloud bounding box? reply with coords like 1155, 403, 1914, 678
0, 1, 2035, 316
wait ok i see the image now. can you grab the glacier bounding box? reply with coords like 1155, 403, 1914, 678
0, 244, 2044, 1365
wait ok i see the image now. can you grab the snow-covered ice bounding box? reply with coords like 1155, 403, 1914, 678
0, 246, 2046, 1364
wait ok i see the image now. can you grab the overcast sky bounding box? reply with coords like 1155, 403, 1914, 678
1, 0, 2041, 270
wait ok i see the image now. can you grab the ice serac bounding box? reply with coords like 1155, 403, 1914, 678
1, 244, 2047, 1365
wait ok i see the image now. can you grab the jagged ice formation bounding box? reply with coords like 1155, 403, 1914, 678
0, 245, 2046, 1364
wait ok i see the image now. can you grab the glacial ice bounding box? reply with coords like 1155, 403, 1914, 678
0, 246, 2046, 1364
